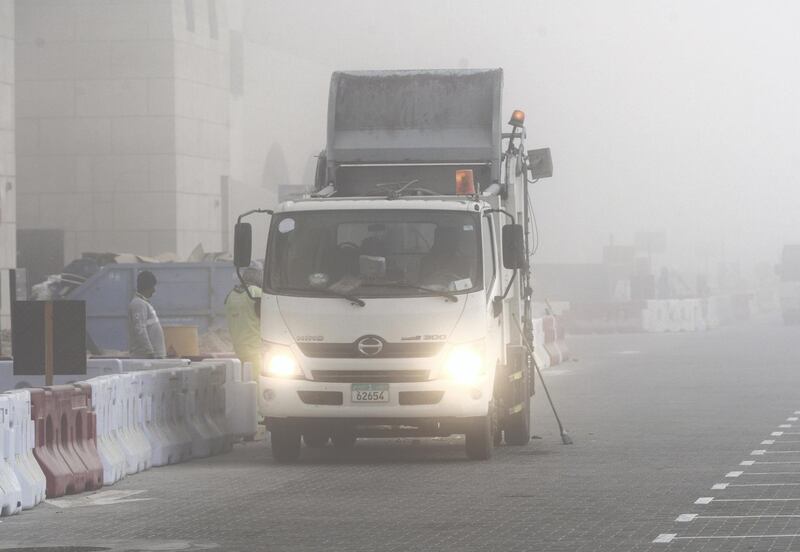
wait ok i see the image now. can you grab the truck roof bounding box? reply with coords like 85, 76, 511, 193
275, 196, 487, 214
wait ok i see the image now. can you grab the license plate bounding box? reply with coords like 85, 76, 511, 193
351, 383, 389, 403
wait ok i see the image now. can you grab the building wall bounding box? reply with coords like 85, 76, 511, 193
171, 0, 231, 256
0, 0, 14, 270
15, 0, 179, 261
14, 0, 237, 264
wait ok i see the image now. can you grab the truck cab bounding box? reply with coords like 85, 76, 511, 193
234, 69, 552, 461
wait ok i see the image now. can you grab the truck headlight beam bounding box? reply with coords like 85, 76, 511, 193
262, 346, 302, 379
443, 345, 484, 386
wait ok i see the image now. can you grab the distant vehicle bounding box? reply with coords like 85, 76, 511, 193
234, 69, 553, 461
778, 245, 800, 325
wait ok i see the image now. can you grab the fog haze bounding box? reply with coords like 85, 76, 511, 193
256, 0, 800, 273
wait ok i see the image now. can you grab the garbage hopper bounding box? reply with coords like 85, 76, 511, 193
163, 326, 199, 357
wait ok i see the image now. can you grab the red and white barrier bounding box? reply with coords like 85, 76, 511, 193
533, 315, 569, 368
0, 358, 258, 517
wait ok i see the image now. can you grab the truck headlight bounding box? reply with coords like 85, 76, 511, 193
443, 344, 484, 386
262, 345, 302, 379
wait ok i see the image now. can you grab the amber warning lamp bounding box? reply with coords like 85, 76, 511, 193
455, 169, 476, 195
508, 109, 525, 128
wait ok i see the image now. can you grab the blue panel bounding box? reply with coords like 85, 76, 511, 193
69, 262, 237, 353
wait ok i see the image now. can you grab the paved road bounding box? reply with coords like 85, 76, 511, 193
3, 316, 800, 552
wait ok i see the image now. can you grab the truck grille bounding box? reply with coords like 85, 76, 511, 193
297, 391, 343, 405
311, 370, 430, 383
298, 341, 443, 359
399, 391, 444, 405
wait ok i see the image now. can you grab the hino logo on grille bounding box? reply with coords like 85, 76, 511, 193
356, 335, 385, 357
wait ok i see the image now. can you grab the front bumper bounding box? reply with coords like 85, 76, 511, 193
258, 376, 491, 421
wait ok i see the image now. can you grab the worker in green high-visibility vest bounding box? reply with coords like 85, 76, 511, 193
224, 264, 263, 380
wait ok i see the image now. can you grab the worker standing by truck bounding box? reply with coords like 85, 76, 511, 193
128, 270, 166, 359
225, 263, 263, 378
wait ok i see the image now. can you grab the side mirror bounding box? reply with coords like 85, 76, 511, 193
502, 224, 526, 270
233, 222, 253, 268
527, 147, 553, 179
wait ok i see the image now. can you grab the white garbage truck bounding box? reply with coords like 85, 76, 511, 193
233, 69, 553, 461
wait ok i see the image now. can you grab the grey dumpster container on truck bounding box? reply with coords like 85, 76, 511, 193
67, 262, 236, 352
321, 68, 503, 196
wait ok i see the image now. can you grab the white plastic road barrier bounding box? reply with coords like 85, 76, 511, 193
208, 362, 234, 453
1, 390, 45, 510
204, 358, 258, 441
1, 357, 253, 507
1, 359, 124, 392
0, 395, 23, 516
88, 377, 126, 485
184, 364, 225, 458
642, 299, 714, 333
142, 370, 191, 467
531, 318, 551, 370
120, 359, 191, 372
15, 392, 46, 507
122, 373, 153, 473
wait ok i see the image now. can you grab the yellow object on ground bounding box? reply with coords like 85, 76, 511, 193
163, 325, 200, 357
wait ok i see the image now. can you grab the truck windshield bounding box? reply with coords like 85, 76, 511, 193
265, 210, 482, 298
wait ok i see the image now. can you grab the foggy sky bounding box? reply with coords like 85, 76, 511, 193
254, 0, 800, 274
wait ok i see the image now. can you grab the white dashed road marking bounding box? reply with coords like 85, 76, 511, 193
713, 498, 800, 502
653, 534, 677, 543
676, 513, 800, 521
735, 472, 800, 476
654, 411, 800, 544
654, 533, 800, 543
722, 482, 800, 487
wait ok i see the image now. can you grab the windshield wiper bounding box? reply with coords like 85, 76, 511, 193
361, 282, 458, 302
280, 287, 366, 307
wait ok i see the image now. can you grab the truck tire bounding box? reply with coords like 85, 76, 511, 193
270, 424, 301, 463
332, 428, 357, 450
465, 415, 493, 460
504, 357, 532, 446
504, 396, 531, 446
303, 428, 331, 448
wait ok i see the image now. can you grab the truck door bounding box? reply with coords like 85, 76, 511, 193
482, 215, 503, 368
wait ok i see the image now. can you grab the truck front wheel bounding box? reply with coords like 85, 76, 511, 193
332, 427, 357, 450
465, 414, 493, 460
303, 428, 331, 448
504, 396, 531, 446
270, 423, 301, 463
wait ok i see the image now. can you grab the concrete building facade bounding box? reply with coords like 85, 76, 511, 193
0, 0, 14, 270
14, 0, 261, 265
